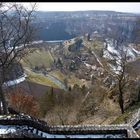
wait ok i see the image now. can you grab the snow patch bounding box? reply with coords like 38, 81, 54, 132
3, 75, 26, 87
0, 125, 17, 135
132, 48, 140, 55
107, 44, 119, 55
84, 62, 91, 68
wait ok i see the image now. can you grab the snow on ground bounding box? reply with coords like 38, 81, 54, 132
103, 50, 115, 60
0, 125, 18, 134
135, 123, 140, 130
45, 40, 64, 43
107, 44, 119, 55
84, 62, 91, 69
109, 64, 122, 74
132, 48, 140, 55
0, 124, 126, 138
103, 39, 140, 61
103, 41, 120, 60
2, 74, 26, 87
103, 39, 140, 74
83, 62, 97, 71
42, 133, 125, 138
124, 47, 136, 60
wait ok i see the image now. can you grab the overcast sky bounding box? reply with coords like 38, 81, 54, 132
21, 2, 140, 14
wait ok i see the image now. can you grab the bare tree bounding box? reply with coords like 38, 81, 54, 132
113, 53, 128, 113
102, 21, 134, 114
0, 3, 36, 114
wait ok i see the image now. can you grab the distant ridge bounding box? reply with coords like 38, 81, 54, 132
35, 10, 138, 15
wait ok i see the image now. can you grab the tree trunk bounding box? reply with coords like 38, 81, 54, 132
138, 88, 140, 102
0, 100, 2, 114
118, 85, 124, 114
0, 85, 8, 114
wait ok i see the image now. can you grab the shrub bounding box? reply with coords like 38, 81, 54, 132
7, 88, 41, 118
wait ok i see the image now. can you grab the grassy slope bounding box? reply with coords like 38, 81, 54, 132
49, 70, 66, 82
126, 57, 140, 77
68, 74, 86, 86
21, 44, 90, 87
49, 70, 86, 87
25, 68, 59, 88
21, 49, 54, 68
111, 102, 140, 124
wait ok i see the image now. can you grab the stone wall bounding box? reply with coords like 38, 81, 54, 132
0, 114, 139, 138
